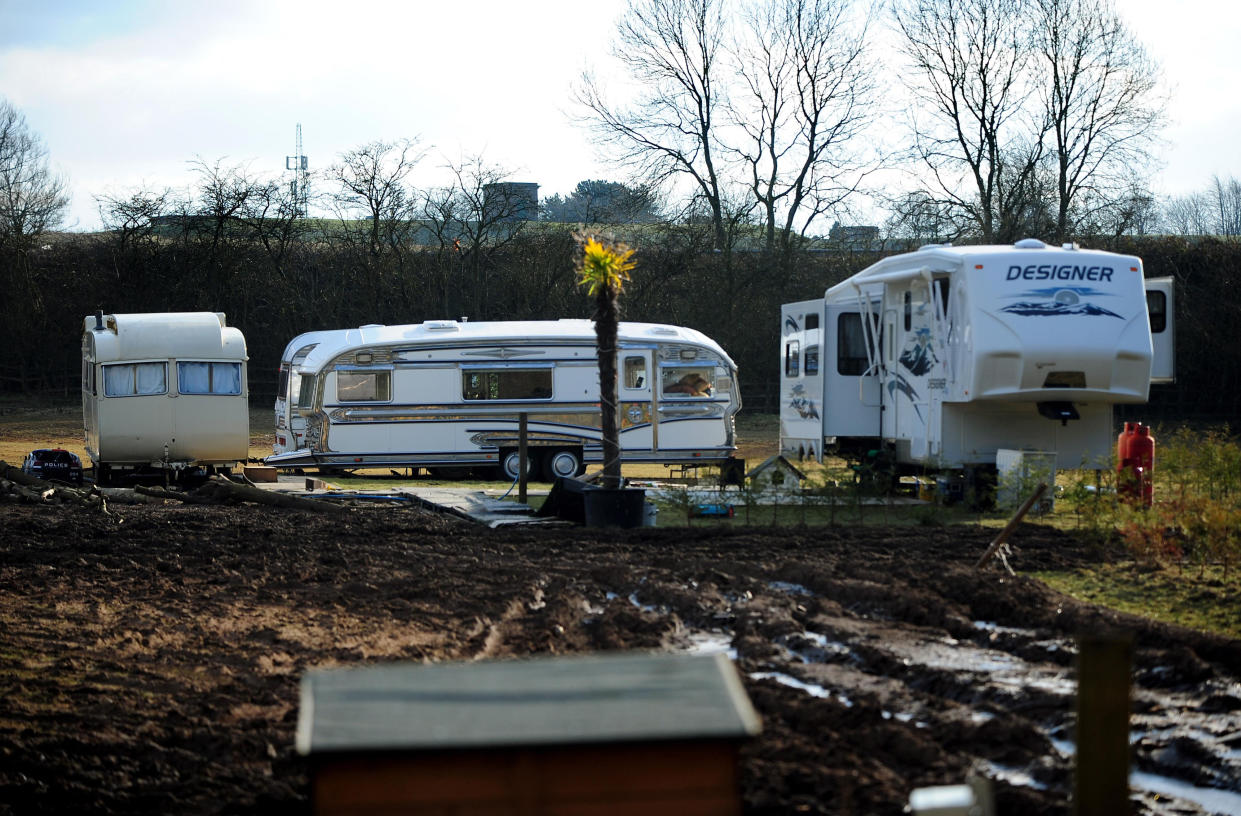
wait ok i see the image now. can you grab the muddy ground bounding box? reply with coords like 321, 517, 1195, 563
1, 501, 1239, 815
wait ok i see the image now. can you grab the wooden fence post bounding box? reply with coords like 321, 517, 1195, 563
1074, 632, 1133, 815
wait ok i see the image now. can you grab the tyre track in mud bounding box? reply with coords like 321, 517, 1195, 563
1, 503, 1239, 815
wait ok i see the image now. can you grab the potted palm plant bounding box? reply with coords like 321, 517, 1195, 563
575, 233, 646, 527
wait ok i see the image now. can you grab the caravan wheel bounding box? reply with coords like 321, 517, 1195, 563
500, 450, 535, 481
543, 449, 583, 481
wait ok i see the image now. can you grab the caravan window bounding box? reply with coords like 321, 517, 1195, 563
103, 362, 167, 397
337, 371, 391, 402
1147, 290, 1167, 333
837, 313, 876, 376
662, 366, 714, 397
463, 369, 553, 401
623, 356, 648, 389
177, 362, 242, 395
805, 345, 819, 375
785, 340, 801, 377
297, 374, 316, 410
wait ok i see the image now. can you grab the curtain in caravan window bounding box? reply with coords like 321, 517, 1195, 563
135, 362, 166, 394
178, 362, 242, 395
212, 362, 241, 394
103, 364, 135, 397
179, 362, 211, 393
104, 362, 167, 396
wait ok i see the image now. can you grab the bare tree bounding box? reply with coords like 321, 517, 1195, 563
1210, 175, 1241, 236
574, 0, 731, 250
1161, 191, 1212, 236
730, 0, 878, 253
0, 99, 70, 251
1032, 0, 1165, 241
327, 138, 426, 255
891, 0, 1048, 242
421, 155, 529, 318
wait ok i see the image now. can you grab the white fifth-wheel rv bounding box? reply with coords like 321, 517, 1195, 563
267, 319, 741, 479
82, 311, 250, 483
780, 239, 1174, 484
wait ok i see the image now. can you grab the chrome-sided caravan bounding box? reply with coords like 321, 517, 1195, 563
780, 239, 1174, 481
267, 319, 741, 479
82, 312, 250, 483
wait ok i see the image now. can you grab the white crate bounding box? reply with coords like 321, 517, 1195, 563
996, 449, 1056, 512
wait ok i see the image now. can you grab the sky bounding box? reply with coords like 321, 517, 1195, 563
2, 0, 1239, 233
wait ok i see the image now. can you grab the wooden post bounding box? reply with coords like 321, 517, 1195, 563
975, 482, 1048, 569
518, 412, 528, 505
1074, 633, 1132, 815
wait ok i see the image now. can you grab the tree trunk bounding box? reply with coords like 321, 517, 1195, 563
595, 288, 622, 490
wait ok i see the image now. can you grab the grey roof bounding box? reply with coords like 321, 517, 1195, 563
297, 651, 761, 756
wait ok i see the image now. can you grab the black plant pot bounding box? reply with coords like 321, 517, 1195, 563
582, 487, 647, 529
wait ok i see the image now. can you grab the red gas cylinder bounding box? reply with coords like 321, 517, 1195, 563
1117, 422, 1135, 471
1130, 425, 1155, 507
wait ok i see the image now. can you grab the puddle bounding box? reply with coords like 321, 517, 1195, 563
769, 580, 814, 596
750, 670, 854, 708
685, 631, 736, 659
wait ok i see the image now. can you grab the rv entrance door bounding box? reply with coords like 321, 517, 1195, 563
824, 303, 882, 449
1146, 277, 1175, 383
619, 349, 657, 450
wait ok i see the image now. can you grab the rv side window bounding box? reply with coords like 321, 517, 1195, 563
277, 365, 290, 398
662, 367, 714, 397
785, 341, 801, 377
805, 313, 819, 330
623, 356, 647, 389
903, 291, 912, 331
337, 371, 391, 402
837, 313, 873, 376
103, 362, 167, 397
177, 362, 242, 395
1147, 290, 1167, 333
805, 345, 819, 375
463, 369, 553, 401
297, 375, 316, 410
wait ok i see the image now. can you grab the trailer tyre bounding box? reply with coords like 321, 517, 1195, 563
543, 449, 583, 481
500, 450, 535, 481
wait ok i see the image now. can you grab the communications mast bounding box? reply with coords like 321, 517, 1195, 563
286, 123, 309, 217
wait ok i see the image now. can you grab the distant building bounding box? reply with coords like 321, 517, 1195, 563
483, 182, 539, 223
829, 221, 881, 250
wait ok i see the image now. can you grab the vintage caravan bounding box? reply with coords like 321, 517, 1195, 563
780, 239, 1174, 484
265, 319, 740, 479
82, 312, 250, 483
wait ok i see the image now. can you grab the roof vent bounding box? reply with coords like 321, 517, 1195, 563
1014, 238, 1046, 249
424, 320, 460, 331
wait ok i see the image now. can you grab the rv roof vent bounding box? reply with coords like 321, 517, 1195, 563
359, 323, 385, 329
917, 243, 947, 251
1014, 238, 1046, 249
1061, 242, 1079, 251
424, 320, 460, 331
649, 327, 679, 336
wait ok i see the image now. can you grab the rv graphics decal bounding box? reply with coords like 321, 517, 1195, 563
886, 372, 924, 421
788, 383, 820, 420
1001, 287, 1123, 319
898, 327, 938, 376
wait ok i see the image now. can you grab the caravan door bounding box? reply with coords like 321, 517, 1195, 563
823, 302, 882, 443
1146, 277, 1175, 383
619, 348, 656, 450
779, 300, 825, 460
